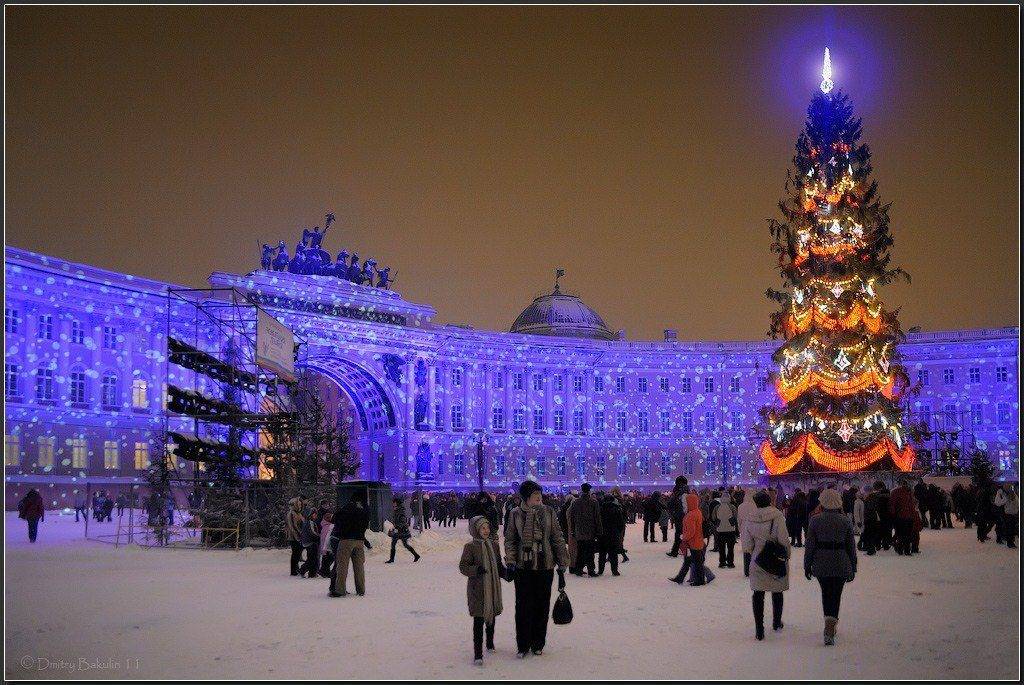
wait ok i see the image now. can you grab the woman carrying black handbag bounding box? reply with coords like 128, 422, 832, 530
740, 490, 792, 641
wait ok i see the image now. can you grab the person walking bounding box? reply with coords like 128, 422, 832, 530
386, 496, 421, 563
889, 479, 917, 556
73, 491, 88, 523
712, 490, 738, 568
568, 483, 602, 577
785, 489, 808, 547
737, 487, 758, 576
658, 493, 671, 542
318, 511, 335, 578
460, 516, 506, 664
668, 492, 715, 586
853, 488, 866, 548
285, 497, 305, 576
18, 489, 45, 543
994, 484, 1019, 548
642, 491, 661, 543
329, 494, 371, 597
804, 488, 857, 646
504, 480, 569, 658
666, 476, 689, 557
298, 508, 322, 578
597, 492, 625, 576
741, 490, 790, 640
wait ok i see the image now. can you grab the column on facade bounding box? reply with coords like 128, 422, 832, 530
427, 359, 437, 430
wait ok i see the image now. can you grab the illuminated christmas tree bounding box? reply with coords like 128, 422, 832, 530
760, 49, 916, 475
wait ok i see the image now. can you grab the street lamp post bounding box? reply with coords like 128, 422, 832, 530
476, 433, 486, 494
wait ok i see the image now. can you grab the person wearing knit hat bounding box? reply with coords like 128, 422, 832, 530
805, 485, 858, 646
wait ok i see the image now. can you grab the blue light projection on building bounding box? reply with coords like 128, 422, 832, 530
3, 245, 1019, 508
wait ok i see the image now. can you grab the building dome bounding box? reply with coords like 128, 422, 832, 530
510, 286, 615, 341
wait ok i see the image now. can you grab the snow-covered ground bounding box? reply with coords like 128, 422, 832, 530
4, 510, 1019, 679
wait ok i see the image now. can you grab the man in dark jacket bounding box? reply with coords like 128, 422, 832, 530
329, 495, 371, 597
889, 480, 916, 555
597, 494, 625, 576
642, 492, 662, 543
18, 489, 45, 543
666, 476, 689, 557
568, 483, 603, 576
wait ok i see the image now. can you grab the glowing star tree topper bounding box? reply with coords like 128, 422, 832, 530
820, 47, 834, 94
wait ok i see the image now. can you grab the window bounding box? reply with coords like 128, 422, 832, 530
437, 453, 445, 476
102, 325, 117, 350
997, 403, 1012, 428
969, 367, 981, 384
660, 410, 670, 433
4, 363, 20, 399
683, 453, 694, 475
434, 402, 443, 431
731, 410, 743, 431
512, 373, 524, 391
70, 319, 85, 345
69, 368, 87, 404
918, 405, 932, 429
660, 452, 671, 476
553, 409, 565, 432
616, 454, 629, 476
615, 376, 626, 393
637, 410, 649, 433
943, 368, 954, 385
451, 367, 463, 387
35, 367, 55, 401
70, 437, 88, 469
132, 379, 149, 409
659, 376, 669, 392
594, 375, 605, 392
4, 308, 19, 334
918, 369, 930, 386
681, 410, 694, 432
103, 440, 119, 469
492, 405, 505, 430
37, 314, 54, 340
101, 372, 119, 408
533, 374, 544, 392
704, 411, 716, 432
730, 377, 741, 393
553, 374, 564, 392
576, 454, 586, 477
594, 410, 606, 432
638, 377, 648, 393
434, 367, 443, 386
704, 377, 715, 393
134, 442, 150, 469
573, 375, 584, 392
757, 376, 768, 393
639, 453, 650, 476
495, 452, 506, 476
516, 454, 527, 476
616, 411, 627, 433
996, 367, 1008, 383
454, 452, 464, 475
513, 408, 527, 432
572, 408, 585, 433
971, 403, 983, 427
37, 436, 55, 467
493, 371, 504, 389
533, 408, 545, 432
556, 453, 566, 476
537, 455, 546, 476
681, 377, 692, 393
5, 434, 20, 466
451, 404, 464, 431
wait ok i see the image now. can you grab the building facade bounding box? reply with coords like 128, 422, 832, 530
4, 246, 1019, 508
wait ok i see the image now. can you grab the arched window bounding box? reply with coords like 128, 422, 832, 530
101, 372, 119, 408
69, 367, 87, 404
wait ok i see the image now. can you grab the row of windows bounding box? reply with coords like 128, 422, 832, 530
4, 435, 153, 470
435, 366, 769, 395
913, 402, 1015, 429
918, 366, 1010, 386
431, 451, 704, 478
430, 403, 745, 434
5, 309, 121, 349
3, 364, 150, 409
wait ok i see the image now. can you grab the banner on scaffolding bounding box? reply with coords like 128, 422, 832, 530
256, 310, 296, 382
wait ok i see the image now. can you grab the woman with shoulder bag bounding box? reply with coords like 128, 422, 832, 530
740, 489, 791, 640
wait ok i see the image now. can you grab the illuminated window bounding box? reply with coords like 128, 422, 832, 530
165, 444, 177, 469
5, 308, 20, 334
971, 403, 984, 426
575, 453, 586, 476
132, 379, 149, 408
35, 367, 55, 401
37, 436, 55, 467
453, 452, 464, 475
70, 437, 88, 468
437, 453, 444, 476
70, 319, 85, 345
4, 363, 20, 399
495, 452, 505, 475
537, 455, 546, 476
101, 372, 119, 408
918, 405, 932, 429
104, 440, 120, 469
997, 403, 1012, 427
5, 434, 20, 466
69, 368, 87, 404
134, 442, 150, 469
731, 410, 743, 431
434, 402, 443, 431
757, 376, 768, 393
969, 367, 981, 384
102, 325, 118, 350
639, 453, 650, 476
491, 405, 505, 430
516, 453, 526, 476
684, 453, 694, 475
616, 454, 629, 476
37, 314, 53, 340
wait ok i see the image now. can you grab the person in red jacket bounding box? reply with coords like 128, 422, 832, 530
668, 493, 716, 586
889, 480, 917, 556
18, 489, 45, 543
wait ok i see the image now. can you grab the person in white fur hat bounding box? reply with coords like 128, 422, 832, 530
804, 487, 858, 645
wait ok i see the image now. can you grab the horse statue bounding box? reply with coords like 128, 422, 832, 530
271, 242, 290, 272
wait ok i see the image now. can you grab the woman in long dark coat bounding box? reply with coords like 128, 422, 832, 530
804, 488, 857, 645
